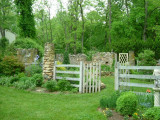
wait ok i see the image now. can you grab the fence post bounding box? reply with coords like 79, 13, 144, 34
115, 62, 119, 90
79, 61, 83, 93
153, 86, 160, 107
53, 61, 57, 80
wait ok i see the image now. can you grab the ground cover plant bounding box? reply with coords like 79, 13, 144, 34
0, 76, 114, 120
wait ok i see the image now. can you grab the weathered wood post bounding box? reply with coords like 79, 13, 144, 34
115, 62, 119, 90
79, 61, 83, 93
153, 79, 160, 107
43, 43, 55, 81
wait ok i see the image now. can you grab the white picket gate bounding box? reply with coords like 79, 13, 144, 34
54, 61, 101, 93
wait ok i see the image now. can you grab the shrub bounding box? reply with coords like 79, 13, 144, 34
44, 80, 57, 92
14, 77, 35, 90
103, 108, 113, 118
100, 91, 121, 109
25, 64, 42, 76
137, 49, 156, 66
63, 51, 70, 64
0, 56, 25, 76
57, 80, 72, 91
31, 74, 43, 87
13, 37, 43, 56
0, 76, 12, 86
116, 92, 138, 116
143, 107, 160, 120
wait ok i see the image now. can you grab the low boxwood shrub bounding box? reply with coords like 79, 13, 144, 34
100, 91, 121, 109
44, 80, 57, 92
0, 56, 25, 76
31, 74, 43, 87
143, 107, 160, 120
116, 92, 138, 116
25, 64, 42, 76
57, 80, 72, 91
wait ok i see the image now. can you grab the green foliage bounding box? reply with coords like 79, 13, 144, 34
0, 76, 12, 86
25, 64, 42, 77
15, 0, 36, 38
100, 91, 120, 109
0, 56, 25, 76
13, 38, 43, 56
116, 92, 138, 116
31, 74, 43, 87
137, 94, 154, 108
0, 37, 9, 55
101, 65, 114, 72
143, 107, 160, 120
44, 80, 57, 92
63, 51, 70, 64
137, 49, 156, 66
57, 80, 72, 91
103, 108, 113, 118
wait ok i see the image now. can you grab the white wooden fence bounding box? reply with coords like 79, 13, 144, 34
115, 62, 160, 106
115, 62, 160, 90
54, 61, 101, 93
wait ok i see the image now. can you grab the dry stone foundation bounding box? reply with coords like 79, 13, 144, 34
92, 52, 115, 66
43, 43, 55, 81
69, 54, 87, 65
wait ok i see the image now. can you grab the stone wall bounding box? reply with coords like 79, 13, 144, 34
17, 48, 38, 66
43, 43, 55, 80
55, 54, 64, 63
92, 52, 115, 66
129, 51, 135, 66
69, 54, 87, 65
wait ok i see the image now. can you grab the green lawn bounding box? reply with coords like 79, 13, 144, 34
0, 77, 114, 120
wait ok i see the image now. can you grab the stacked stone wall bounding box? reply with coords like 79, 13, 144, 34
43, 43, 55, 80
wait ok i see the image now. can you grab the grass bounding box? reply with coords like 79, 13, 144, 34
0, 76, 114, 120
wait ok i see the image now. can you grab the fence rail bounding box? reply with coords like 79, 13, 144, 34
115, 62, 160, 107
54, 61, 101, 93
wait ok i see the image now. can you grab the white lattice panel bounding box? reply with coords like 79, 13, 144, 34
119, 53, 128, 64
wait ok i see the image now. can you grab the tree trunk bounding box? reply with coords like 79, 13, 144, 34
108, 0, 112, 43
74, 0, 78, 54
44, 15, 49, 42
79, 0, 84, 53
125, 0, 129, 15
48, 8, 53, 42
143, 0, 148, 41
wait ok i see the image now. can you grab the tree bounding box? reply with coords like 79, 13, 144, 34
15, 0, 36, 38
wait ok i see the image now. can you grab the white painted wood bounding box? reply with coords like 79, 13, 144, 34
115, 62, 119, 90
83, 63, 85, 93
98, 62, 101, 92
119, 66, 160, 70
53, 61, 57, 80
120, 82, 154, 88
56, 76, 80, 81
79, 61, 83, 93
56, 71, 79, 74
71, 84, 79, 88
95, 63, 98, 92
92, 63, 95, 93
119, 74, 160, 79
86, 64, 89, 93
89, 63, 92, 93
56, 64, 80, 68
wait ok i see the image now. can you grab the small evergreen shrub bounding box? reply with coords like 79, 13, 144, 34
31, 74, 43, 87
0, 56, 25, 76
57, 80, 72, 91
143, 107, 160, 120
100, 91, 120, 109
25, 64, 42, 76
137, 49, 156, 66
116, 92, 138, 116
63, 51, 70, 64
44, 80, 57, 92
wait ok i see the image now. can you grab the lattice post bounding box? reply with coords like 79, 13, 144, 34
153, 88, 160, 107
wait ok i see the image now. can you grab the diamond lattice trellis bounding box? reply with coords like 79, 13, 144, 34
119, 53, 128, 64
